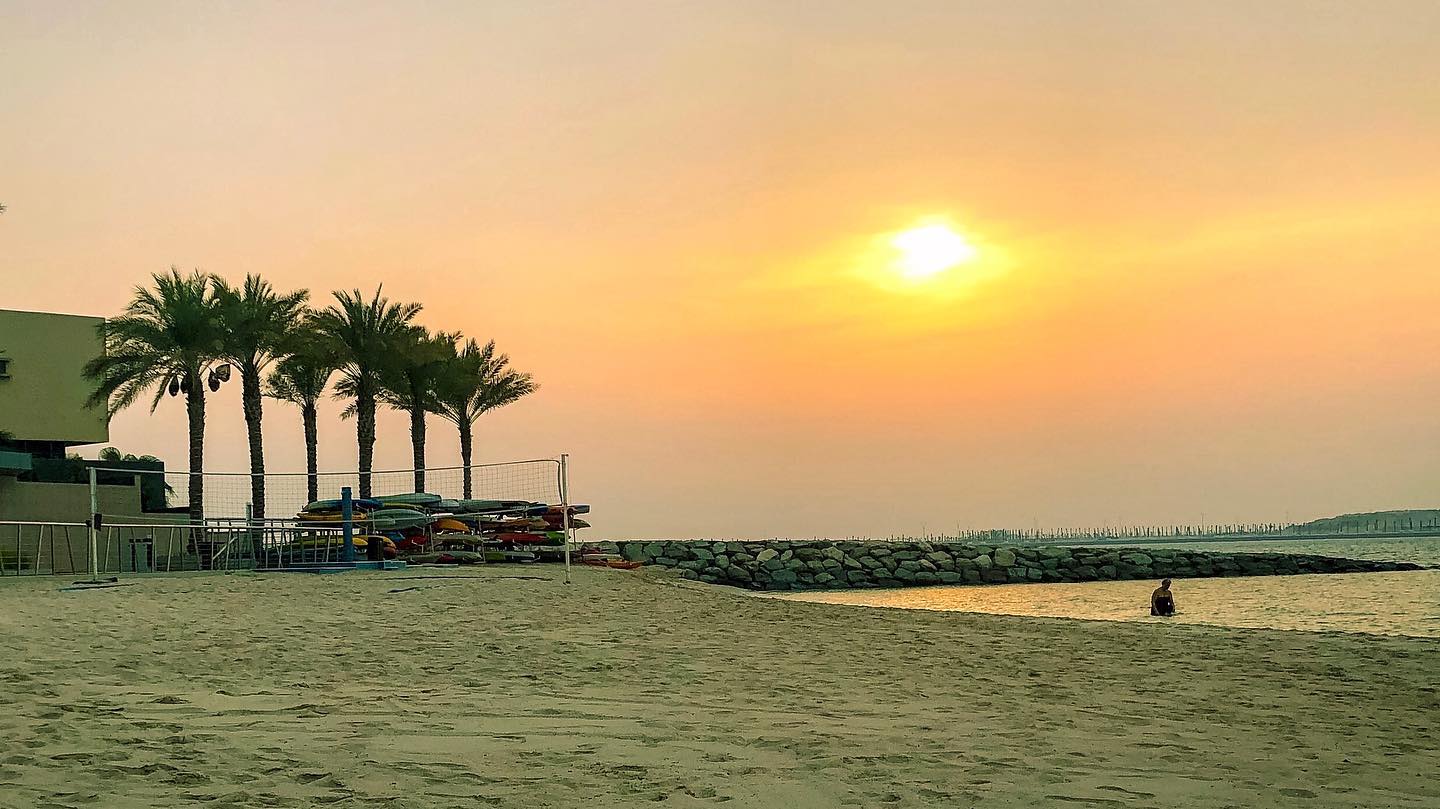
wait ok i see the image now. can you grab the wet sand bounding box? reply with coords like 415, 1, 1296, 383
0, 567, 1436, 808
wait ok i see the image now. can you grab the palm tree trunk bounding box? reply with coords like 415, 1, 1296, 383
410, 405, 426, 492
459, 420, 473, 499
356, 382, 375, 499
185, 372, 206, 565
241, 366, 266, 519
186, 374, 206, 523
302, 400, 319, 505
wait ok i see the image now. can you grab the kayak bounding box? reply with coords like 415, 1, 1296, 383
494, 532, 556, 545
483, 550, 535, 563
375, 492, 443, 507
304, 498, 383, 512
433, 533, 489, 548
581, 559, 641, 570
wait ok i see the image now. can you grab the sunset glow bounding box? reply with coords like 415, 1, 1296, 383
890, 223, 978, 280
3, 2, 1439, 540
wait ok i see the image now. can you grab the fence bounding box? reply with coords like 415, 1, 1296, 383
1, 455, 579, 578
0, 518, 354, 576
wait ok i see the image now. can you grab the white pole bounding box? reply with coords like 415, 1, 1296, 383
559, 454, 572, 585
87, 466, 100, 581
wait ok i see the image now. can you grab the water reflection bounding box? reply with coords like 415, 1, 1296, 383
774, 570, 1440, 638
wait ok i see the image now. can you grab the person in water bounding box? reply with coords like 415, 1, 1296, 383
1151, 579, 1176, 616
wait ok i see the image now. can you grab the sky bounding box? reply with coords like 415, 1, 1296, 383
3, 1, 1439, 538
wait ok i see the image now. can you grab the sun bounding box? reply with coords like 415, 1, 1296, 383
890, 223, 978, 280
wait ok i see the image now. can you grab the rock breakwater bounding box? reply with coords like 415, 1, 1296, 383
606, 540, 1425, 591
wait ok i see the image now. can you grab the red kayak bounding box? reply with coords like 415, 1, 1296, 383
494, 532, 554, 545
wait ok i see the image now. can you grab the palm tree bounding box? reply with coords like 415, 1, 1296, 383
212, 275, 309, 519
310, 287, 422, 499
84, 269, 224, 524
378, 328, 455, 493
265, 343, 334, 505
430, 338, 537, 499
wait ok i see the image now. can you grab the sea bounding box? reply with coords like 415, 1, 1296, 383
774, 536, 1440, 639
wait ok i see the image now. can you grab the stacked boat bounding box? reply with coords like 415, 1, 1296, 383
289, 493, 592, 565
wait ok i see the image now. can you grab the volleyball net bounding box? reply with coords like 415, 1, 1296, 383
91, 458, 566, 521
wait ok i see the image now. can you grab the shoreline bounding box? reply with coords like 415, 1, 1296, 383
762, 568, 1440, 640
3, 567, 1437, 807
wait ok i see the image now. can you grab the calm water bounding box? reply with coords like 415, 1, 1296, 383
776, 537, 1440, 638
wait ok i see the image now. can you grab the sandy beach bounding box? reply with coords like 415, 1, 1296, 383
1, 567, 1436, 808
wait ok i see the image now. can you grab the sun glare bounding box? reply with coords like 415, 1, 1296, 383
891, 223, 978, 280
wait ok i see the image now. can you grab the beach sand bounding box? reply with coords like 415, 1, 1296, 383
0, 567, 1435, 808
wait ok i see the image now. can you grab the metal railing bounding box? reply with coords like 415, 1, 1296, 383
0, 519, 352, 576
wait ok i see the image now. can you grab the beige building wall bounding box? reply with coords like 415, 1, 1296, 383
0, 309, 109, 445
0, 478, 148, 523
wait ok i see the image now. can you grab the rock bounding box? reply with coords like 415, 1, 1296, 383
914, 571, 940, 585
769, 569, 798, 585
727, 566, 753, 582
620, 544, 648, 562
1098, 565, 1117, 579
982, 568, 1008, 583
993, 548, 1017, 567
973, 554, 994, 570
653, 556, 678, 567
898, 560, 924, 573
642, 541, 665, 559
714, 555, 730, 569
692, 547, 715, 562
755, 548, 779, 563
731, 552, 755, 564
701, 566, 726, 579
937, 571, 962, 584
962, 568, 982, 584
859, 556, 885, 570
1121, 553, 1153, 566
894, 567, 918, 582
1040, 547, 1070, 559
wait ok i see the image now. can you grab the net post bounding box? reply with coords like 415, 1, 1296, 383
87, 467, 100, 582
559, 454, 572, 585
341, 487, 356, 563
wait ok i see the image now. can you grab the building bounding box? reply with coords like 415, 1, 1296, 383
0, 308, 110, 459
0, 308, 160, 524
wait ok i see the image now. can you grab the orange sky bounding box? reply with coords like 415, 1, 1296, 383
3, 1, 1439, 537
